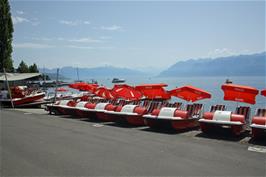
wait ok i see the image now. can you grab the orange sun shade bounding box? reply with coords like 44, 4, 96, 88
261, 89, 266, 97
221, 84, 259, 104
135, 83, 170, 99
168, 85, 211, 102
55, 87, 68, 92
112, 84, 142, 100
69, 82, 98, 92
94, 87, 115, 99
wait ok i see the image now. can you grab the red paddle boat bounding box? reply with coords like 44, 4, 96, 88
199, 84, 259, 136
144, 85, 210, 130
250, 89, 266, 138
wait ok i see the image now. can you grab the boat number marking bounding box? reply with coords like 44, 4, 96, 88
92, 124, 104, 128
23, 112, 32, 115
248, 146, 266, 153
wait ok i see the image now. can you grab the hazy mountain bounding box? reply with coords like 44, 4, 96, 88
44, 73, 69, 80
40, 66, 144, 80
159, 52, 265, 77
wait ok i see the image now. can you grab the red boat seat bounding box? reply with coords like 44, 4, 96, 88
250, 108, 266, 129
57, 100, 71, 106
252, 116, 266, 125
151, 107, 188, 120
144, 103, 200, 120
74, 101, 88, 108
85, 102, 97, 109
67, 100, 77, 107
201, 110, 245, 125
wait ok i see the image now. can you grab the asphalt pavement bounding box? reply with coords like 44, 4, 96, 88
1, 109, 265, 176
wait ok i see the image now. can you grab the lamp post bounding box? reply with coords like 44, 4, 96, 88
3, 68, 14, 108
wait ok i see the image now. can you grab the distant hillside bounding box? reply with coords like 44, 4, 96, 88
45, 73, 69, 80
40, 66, 144, 80
159, 52, 265, 77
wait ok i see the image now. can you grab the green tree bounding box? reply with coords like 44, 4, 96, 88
17, 60, 29, 73
41, 74, 50, 80
29, 63, 39, 73
0, 0, 14, 72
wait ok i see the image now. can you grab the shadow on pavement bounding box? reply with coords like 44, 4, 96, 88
104, 122, 143, 128
248, 136, 266, 146
195, 128, 249, 142
140, 127, 179, 135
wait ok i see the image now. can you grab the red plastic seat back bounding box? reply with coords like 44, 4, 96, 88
256, 108, 266, 117
210, 104, 226, 112
186, 104, 203, 118
147, 101, 160, 113
67, 100, 77, 107
235, 106, 250, 124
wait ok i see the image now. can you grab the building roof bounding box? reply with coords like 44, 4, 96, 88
0, 73, 41, 81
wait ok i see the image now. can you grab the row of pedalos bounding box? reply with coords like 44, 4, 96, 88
45, 98, 266, 139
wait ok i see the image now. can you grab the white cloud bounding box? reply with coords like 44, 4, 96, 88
32, 37, 53, 41
13, 43, 55, 49
83, 21, 91, 25
100, 25, 123, 31
32, 37, 104, 43
59, 20, 78, 26
63, 45, 114, 50
31, 18, 40, 26
207, 48, 235, 58
100, 36, 112, 40
68, 37, 102, 43
65, 45, 94, 49
57, 37, 65, 41
59, 20, 90, 26
12, 16, 39, 26
12, 16, 29, 24
16, 10, 24, 15
97, 46, 114, 50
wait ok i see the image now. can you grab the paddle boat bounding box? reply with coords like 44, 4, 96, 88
46, 99, 72, 115
144, 103, 202, 130
250, 89, 266, 138
73, 97, 107, 119
61, 86, 118, 120
105, 100, 162, 126
94, 99, 132, 121
0, 86, 45, 107
105, 84, 171, 126
199, 84, 258, 136
45, 82, 99, 116
45, 95, 102, 115
143, 85, 210, 130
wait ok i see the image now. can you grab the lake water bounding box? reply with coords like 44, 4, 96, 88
57, 76, 266, 117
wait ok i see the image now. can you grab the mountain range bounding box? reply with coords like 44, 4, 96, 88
40, 66, 144, 80
40, 52, 265, 80
159, 52, 265, 77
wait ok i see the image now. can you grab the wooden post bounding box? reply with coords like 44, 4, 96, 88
53, 68, 59, 103
76, 67, 80, 82
3, 68, 14, 108
43, 65, 46, 91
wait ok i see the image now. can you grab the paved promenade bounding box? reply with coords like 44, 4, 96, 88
1, 109, 265, 176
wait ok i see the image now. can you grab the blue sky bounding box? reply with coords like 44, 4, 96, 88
10, 1, 265, 70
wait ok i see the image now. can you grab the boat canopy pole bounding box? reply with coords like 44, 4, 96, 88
43, 65, 46, 91
76, 67, 80, 82
3, 68, 14, 108
54, 68, 59, 103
